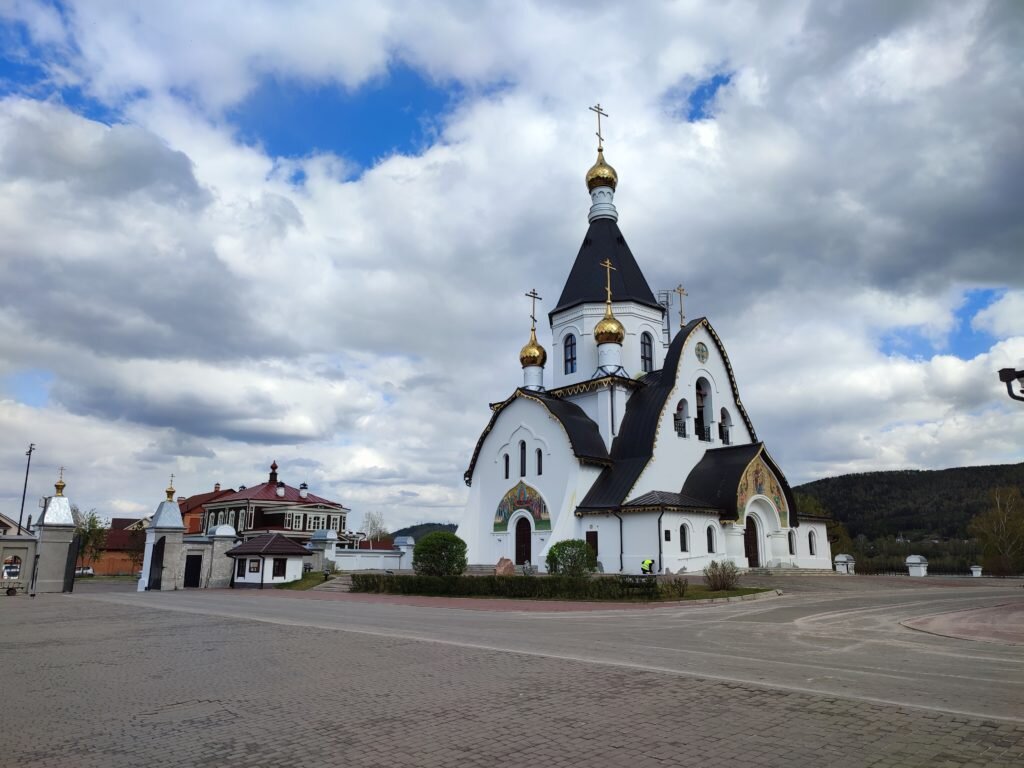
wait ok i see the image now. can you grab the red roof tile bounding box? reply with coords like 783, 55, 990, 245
178, 488, 236, 514
207, 482, 343, 508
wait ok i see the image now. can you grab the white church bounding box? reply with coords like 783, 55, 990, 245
457, 121, 832, 575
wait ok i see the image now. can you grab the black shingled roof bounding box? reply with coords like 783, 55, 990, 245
225, 533, 310, 557
550, 217, 663, 318
622, 490, 718, 510
464, 389, 611, 486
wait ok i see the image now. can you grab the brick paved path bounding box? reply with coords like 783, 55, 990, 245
2, 595, 1022, 768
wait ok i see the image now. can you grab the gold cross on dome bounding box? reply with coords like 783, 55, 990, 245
524, 289, 543, 328
589, 103, 608, 150
58, 466, 65, 481
600, 258, 617, 304
674, 284, 688, 328
169, 473, 175, 486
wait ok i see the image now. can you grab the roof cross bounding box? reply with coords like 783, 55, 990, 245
589, 103, 608, 151
600, 258, 617, 304
674, 284, 688, 328
524, 288, 543, 329
58, 466, 65, 482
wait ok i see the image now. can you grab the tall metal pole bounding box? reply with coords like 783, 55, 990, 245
17, 443, 35, 536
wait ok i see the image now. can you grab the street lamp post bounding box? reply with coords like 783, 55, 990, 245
17, 443, 36, 536
999, 368, 1024, 403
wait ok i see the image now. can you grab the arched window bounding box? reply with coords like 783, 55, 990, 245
217, 511, 224, 525
641, 332, 654, 373
536, 448, 543, 476
788, 530, 796, 556
695, 379, 711, 441
674, 398, 689, 437
228, 510, 234, 528
719, 407, 732, 445
808, 530, 817, 556
503, 454, 509, 479
564, 334, 577, 374
707, 526, 716, 553
679, 525, 689, 553
519, 441, 526, 478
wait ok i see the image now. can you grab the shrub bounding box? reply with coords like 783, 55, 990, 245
545, 539, 597, 577
412, 531, 468, 576
703, 560, 740, 591
350, 573, 664, 600
658, 578, 688, 600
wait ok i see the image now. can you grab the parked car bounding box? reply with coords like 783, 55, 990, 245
74, 566, 95, 577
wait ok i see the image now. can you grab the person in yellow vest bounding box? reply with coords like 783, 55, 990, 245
640, 558, 655, 574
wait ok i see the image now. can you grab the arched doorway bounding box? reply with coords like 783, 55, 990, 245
743, 517, 760, 568
515, 517, 532, 565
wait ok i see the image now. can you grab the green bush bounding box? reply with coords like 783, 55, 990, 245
545, 539, 597, 576
350, 573, 672, 601
412, 531, 468, 576
703, 560, 740, 591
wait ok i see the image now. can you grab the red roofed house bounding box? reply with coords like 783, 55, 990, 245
94, 518, 146, 576
178, 483, 236, 534
199, 462, 349, 543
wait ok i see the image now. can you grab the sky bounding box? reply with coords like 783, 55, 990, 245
0, 0, 1021, 531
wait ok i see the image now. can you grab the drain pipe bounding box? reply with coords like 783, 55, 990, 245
656, 510, 665, 574
613, 511, 624, 572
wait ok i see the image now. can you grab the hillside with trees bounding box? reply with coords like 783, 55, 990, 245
390, 522, 457, 541
794, 463, 1024, 540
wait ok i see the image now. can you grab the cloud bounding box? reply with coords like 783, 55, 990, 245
0, 1, 1021, 531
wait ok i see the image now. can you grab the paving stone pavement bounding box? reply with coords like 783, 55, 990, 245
2, 594, 1023, 768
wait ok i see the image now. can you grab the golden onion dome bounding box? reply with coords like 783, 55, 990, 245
594, 304, 625, 344
54, 477, 66, 497
585, 148, 618, 192
519, 327, 548, 368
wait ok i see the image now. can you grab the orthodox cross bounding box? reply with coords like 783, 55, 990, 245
524, 289, 543, 330
169, 473, 175, 488
600, 258, 617, 304
58, 466, 65, 482
589, 103, 608, 150
674, 284, 688, 328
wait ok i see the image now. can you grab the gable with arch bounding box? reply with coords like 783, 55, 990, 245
493, 481, 551, 532
737, 455, 790, 527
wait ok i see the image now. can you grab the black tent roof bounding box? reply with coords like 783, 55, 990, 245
550, 217, 663, 318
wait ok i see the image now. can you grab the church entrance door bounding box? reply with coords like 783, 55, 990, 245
744, 518, 760, 568
515, 517, 532, 565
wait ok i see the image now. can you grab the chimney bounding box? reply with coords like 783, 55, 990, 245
177, 496, 186, 503
214, 482, 221, 492
299, 482, 308, 500
269, 461, 279, 484
276, 481, 286, 498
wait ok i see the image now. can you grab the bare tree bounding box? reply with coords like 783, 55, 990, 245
968, 487, 1024, 576
361, 510, 389, 541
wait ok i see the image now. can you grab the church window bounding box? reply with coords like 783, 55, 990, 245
719, 407, 732, 445
707, 526, 716, 553
788, 530, 796, 556
536, 448, 543, 476
680, 525, 689, 552
503, 454, 509, 479
641, 332, 654, 373
674, 399, 689, 438
664, 529, 671, 542
519, 441, 526, 478
695, 379, 711, 442
808, 530, 817, 556
564, 334, 577, 374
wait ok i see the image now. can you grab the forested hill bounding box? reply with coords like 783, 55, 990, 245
794, 463, 1024, 539
390, 522, 457, 540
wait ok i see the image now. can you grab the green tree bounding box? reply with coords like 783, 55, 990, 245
73, 507, 107, 568
968, 487, 1024, 576
545, 539, 597, 577
412, 531, 467, 576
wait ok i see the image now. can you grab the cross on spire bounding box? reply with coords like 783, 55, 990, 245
58, 466, 65, 482
674, 284, 688, 328
524, 288, 543, 329
589, 103, 608, 151
169, 473, 175, 488
600, 258, 617, 304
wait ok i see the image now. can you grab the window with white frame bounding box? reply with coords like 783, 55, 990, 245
247, 510, 254, 528
310, 514, 325, 530
285, 513, 292, 529
293, 513, 304, 531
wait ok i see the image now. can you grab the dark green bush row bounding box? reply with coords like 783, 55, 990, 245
350, 573, 688, 601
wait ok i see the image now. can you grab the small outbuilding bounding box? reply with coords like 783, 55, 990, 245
225, 533, 309, 588
833, 553, 855, 575
906, 554, 928, 577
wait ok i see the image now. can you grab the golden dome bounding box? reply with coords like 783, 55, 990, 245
519, 327, 548, 368
586, 148, 618, 192
54, 478, 66, 497
594, 304, 625, 344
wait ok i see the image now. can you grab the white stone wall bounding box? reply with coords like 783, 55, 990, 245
332, 549, 410, 571
627, 324, 756, 501
233, 555, 303, 586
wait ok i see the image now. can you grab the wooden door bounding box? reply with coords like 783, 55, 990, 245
585, 531, 598, 559
183, 554, 203, 588
744, 518, 759, 568
515, 518, 532, 565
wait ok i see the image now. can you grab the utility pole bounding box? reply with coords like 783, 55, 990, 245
17, 443, 35, 536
